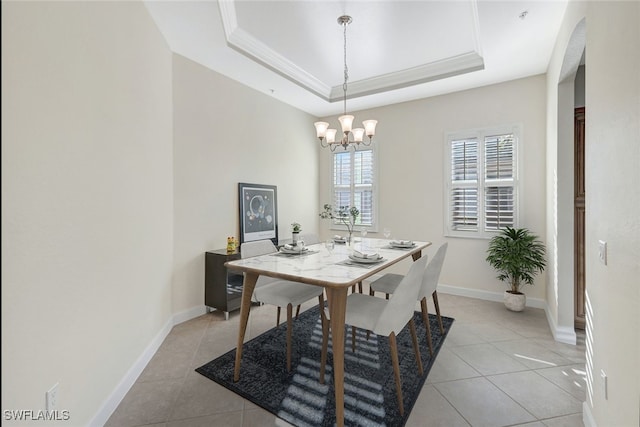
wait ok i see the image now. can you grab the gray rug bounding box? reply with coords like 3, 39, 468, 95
196, 305, 453, 426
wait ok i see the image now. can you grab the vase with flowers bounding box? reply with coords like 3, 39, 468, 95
319, 204, 360, 245
291, 222, 302, 245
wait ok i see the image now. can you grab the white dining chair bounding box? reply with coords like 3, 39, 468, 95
300, 233, 320, 245
319, 255, 429, 415
290, 234, 320, 319
241, 239, 325, 372
369, 242, 448, 356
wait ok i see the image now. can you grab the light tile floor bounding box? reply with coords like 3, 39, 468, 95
106, 292, 587, 427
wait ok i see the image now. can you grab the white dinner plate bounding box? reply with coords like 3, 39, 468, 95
389, 241, 416, 248
280, 247, 309, 254
348, 254, 384, 264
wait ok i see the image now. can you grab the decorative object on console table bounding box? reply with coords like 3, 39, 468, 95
291, 222, 302, 245
485, 227, 547, 312
319, 204, 360, 245
226, 236, 238, 254
205, 249, 243, 320
238, 183, 278, 246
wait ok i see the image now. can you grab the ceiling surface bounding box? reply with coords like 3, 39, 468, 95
144, 0, 569, 117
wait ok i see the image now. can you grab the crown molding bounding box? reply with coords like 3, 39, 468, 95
219, 0, 484, 103
328, 52, 485, 102
218, 0, 330, 100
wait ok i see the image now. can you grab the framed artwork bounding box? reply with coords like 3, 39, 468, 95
238, 183, 278, 246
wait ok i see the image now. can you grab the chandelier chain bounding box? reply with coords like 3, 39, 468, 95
343, 20, 349, 116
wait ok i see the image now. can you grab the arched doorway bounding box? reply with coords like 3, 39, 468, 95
554, 18, 586, 342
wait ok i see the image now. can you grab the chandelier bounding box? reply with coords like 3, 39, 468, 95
314, 15, 378, 151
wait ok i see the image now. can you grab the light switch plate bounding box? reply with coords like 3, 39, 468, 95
601, 370, 608, 399
598, 240, 607, 265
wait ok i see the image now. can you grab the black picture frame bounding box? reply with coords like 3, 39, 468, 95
238, 183, 278, 246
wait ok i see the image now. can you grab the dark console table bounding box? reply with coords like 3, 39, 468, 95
205, 249, 243, 320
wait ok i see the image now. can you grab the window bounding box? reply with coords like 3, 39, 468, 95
445, 126, 519, 238
331, 146, 377, 230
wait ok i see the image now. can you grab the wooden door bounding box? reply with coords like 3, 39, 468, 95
574, 107, 586, 329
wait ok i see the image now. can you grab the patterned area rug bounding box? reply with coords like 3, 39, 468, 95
196, 305, 454, 427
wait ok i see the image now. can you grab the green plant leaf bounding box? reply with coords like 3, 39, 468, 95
486, 227, 546, 293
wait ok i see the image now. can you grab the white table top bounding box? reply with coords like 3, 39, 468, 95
225, 238, 431, 289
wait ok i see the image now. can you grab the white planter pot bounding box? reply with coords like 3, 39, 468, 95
504, 291, 526, 312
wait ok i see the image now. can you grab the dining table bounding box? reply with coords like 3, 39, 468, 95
225, 237, 432, 427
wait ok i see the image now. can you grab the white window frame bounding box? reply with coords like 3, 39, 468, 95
329, 144, 379, 233
444, 125, 521, 239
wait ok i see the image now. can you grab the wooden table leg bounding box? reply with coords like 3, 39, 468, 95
233, 272, 258, 382
327, 287, 348, 427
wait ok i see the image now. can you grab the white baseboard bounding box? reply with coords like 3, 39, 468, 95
544, 304, 577, 345
583, 401, 596, 427
437, 283, 547, 309
173, 304, 208, 325
365, 277, 550, 312
89, 305, 207, 427
436, 283, 578, 345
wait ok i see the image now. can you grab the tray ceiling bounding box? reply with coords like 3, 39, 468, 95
144, 0, 568, 117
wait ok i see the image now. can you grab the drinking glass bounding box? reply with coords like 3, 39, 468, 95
383, 228, 392, 239
360, 228, 368, 239
324, 239, 335, 256
360, 228, 368, 249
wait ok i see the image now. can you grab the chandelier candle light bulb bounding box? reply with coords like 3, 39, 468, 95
314, 15, 378, 151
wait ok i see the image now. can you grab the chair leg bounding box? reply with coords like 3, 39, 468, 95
388, 332, 405, 416
421, 297, 434, 356
432, 291, 444, 334
408, 319, 424, 375
286, 303, 293, 372
277, 306, 281, 327
295, 304, 301, 319
319, 300, 329, 384
351, 326, 357, 352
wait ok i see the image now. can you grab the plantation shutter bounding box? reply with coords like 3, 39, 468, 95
484, 133, 515, 230
333, 151, 351, 213
332, 148, 374, 227
450, 138, 479, 231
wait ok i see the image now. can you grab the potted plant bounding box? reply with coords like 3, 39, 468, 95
319, 204, 360, 245
486, 227, 547, 312
291, 222, 302, 245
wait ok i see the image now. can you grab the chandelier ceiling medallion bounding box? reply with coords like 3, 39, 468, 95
314, 15, 378, 151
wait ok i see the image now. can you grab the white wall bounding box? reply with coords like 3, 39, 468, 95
319, 76, 548, 301
583, 2, 640, 426
2, 2, 174, 425
171, 54, 319, 314
1, 2, 320, 424
575, 65, 586, 108
546, 1, 640, 425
